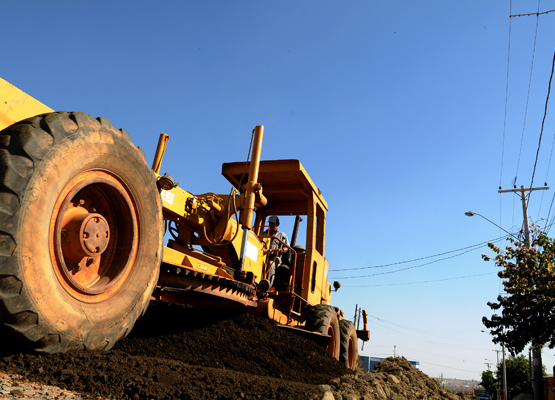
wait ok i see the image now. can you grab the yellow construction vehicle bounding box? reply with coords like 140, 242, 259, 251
0, 77, 369, 369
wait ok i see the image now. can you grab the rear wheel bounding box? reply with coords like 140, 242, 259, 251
305, 304, 340, 360
0, 112, 163, 353
339, 320, 358, 370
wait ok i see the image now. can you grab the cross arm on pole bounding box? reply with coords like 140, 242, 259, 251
498, 186, 549, 194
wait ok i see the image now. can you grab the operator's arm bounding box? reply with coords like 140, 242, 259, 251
278, 231, 289, 250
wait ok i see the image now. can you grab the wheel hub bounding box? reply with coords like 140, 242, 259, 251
61, 213, 110, 262
51, 170, 139, 298
81, 214, 110, 255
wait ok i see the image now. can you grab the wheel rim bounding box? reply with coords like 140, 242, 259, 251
327, 324, 336, 357
50, 170, 139, 301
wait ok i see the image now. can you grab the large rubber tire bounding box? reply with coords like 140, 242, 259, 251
0, 112, 163, 353
305, 304, 340, 360
339, 320, 358, 370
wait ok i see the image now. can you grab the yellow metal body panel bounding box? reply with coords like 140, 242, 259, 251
241, 231, 265, 276
157, 171, 266, 284
222, 159, 328, 214
160, 187, 190, 217
163, 245, 186, 265
163, 245, 234, 278
0, 78, 54, 131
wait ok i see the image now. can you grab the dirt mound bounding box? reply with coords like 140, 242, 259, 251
0, 302, 351, 399
0, 303, 466, 400
114, 302, 349, 383
320, 357, 463, 400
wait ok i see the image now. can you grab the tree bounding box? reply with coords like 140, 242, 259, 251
481, 224, 555, 354
495, 355, 530, 394
481, 369, 497, 393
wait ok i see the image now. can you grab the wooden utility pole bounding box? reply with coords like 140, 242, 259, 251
498, 185, 549, 400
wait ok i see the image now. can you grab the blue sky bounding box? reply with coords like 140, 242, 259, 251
3, 1, 555, 381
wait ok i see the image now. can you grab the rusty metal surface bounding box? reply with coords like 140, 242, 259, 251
50, 170, 139, 300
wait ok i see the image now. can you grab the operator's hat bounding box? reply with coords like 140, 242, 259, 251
268, 215, 280, 225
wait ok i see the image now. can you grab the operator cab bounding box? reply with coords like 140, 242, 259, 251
222, 160, 330, 304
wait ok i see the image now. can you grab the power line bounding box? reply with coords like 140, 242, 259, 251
330, 238, 508, 279
366, 314, 487, 344
545, 194, 555, 233
396, 346, 488, 366
417, 360, 479, 374
369, 325, 487, 352
529, 48, 555, 191
332, 247, 495, 279
539, 127, 555, 223
344, 272, 496, 287
499, 0, 513, 190
329, 236, 508, 272
514, 1, 541, 192
510, 8, 555, 18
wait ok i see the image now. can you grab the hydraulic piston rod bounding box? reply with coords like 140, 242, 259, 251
238, 125, 264, 275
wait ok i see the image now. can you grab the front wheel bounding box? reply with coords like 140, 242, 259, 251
305, 304, 340, 360
0, 112, 163, 353
339, 320, 358, 370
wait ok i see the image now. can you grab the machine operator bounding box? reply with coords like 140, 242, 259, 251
262, 215, 289, 287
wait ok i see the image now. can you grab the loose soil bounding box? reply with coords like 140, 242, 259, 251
0, 302, 471, 400
0, 302, 351, 399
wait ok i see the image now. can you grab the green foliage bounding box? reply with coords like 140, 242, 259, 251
495, 355, 530, 393
482, 225, 555, 354
480, 370, 496, 393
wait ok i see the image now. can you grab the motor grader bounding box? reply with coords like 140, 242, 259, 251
0, 77, 369, 370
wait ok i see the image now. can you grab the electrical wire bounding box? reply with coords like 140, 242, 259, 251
514, 0, 541, 193
343, 272, 496, 287
368, 314, 490, 345
539, 131, 555, 223
510, 8, 555, 18
416, 360, 479, 374
547, 207, 555, 233
395, 346, 488, 365
329, 236, 508, 273
499, 0, 513, 190
331, 246, 495, 279
546, 195, 555, 233
529, 48, 555, 192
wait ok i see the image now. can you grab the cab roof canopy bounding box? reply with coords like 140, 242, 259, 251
222, 159, 328, 216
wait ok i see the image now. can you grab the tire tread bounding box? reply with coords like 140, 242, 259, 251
339, 319, 358, 370
0, 111, 161, 353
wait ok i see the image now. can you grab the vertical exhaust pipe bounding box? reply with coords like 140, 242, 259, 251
152, 133, 170, 174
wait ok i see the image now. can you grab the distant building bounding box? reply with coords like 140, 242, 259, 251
360, 356, 420, 373
543, 374, 554, 400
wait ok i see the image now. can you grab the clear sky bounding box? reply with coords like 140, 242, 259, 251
3, 0, 555, 382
